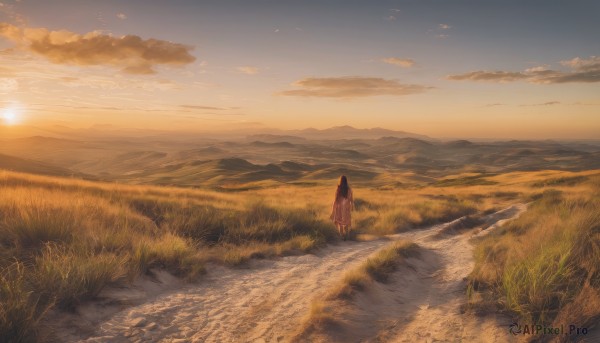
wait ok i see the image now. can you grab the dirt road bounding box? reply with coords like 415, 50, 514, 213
74, 204, 526, 343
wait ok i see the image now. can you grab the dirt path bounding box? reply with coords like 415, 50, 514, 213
73, 204, 526, 343
382, 204, 528, 343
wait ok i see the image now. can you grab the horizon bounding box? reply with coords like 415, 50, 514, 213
0, 0, 599, 140
1, 2, 600, 340
3, 123, 600, 143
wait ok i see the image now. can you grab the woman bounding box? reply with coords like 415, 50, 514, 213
330, 175, 354, 240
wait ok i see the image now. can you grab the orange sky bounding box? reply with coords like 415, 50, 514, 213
0, 0, 599, 139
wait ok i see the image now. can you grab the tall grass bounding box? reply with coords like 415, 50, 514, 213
468, 175, 600, 326
0, 263, 52, 343
0, 171, 339, 341
33, 245, 128, 310
1, 168, 596, 341
354, 196, 478, 235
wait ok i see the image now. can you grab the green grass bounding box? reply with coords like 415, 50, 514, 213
468, 178, 600, 326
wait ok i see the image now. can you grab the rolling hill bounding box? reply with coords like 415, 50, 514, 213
0, 153, 88, 178
0, 128, 598, 188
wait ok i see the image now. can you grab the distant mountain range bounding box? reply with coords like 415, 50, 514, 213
276, 126, 433, 141
1, 124, 432, 141
0, 132, 599, 188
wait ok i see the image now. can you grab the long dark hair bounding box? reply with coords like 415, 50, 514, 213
336, 175, 350, 200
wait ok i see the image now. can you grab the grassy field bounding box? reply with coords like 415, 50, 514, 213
1, 168, 598, 341
468, 171, 600, 329
0, 169, 491, 342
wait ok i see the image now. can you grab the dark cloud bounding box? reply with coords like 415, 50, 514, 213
535, 70, 600, 83
0, 23, 196, 74
447, 56, 600, 84
279, 77, 431, 98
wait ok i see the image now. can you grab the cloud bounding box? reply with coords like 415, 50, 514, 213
0, 66, 15, 77
236, 66, 259, 75
520, 101, 561, 107
431, 24, 452, 39
116, 13, 127, 20
0, 22, 196, 74
447, 56, 600, 84
385, 15, 397, 21
446, 71, 528, 82
524, 65, 549, 73
0, 2, 25, 25
0, 78, 18, 93
560, 56, 600, 70
382, 57, 415, 68
278, 76, 431, 98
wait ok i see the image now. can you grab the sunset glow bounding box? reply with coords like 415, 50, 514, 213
2, 108, 18, 126
0, 0, 598, 139
0, 2, 599, 342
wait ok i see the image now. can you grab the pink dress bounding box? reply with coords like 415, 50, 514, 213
331, 188, 353, 226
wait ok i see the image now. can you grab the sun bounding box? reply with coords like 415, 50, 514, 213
2, 109, 19, 126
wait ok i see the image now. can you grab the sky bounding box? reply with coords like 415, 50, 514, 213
0, 0, 599, 139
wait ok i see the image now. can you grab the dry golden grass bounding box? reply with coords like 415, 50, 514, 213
468, 171, 600, 327
1, 168, 598, 341
0, 171, 338, 341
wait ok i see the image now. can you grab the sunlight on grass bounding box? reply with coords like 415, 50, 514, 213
0, 169, 598, 340
468, 173, 600, 326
